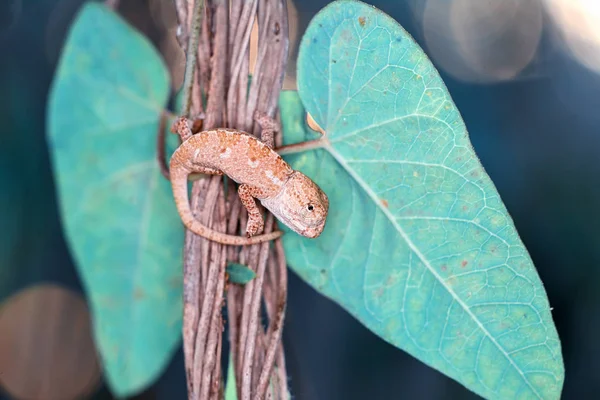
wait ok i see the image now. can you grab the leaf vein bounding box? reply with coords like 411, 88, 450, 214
324, 141, 542, 399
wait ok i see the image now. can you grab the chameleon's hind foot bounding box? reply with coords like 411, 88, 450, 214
253, 110, 278, 148
245, 214, 265, 238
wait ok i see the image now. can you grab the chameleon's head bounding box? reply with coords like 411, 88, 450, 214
262, 171, 329, 239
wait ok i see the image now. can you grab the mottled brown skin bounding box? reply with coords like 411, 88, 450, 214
169, 117, 329, 245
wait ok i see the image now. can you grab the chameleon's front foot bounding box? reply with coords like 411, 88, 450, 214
170, 113, 205, 140
170, 117, 193, 141
245, 214, 265, 238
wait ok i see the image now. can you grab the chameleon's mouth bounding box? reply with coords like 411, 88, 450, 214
301, 223, 325, 239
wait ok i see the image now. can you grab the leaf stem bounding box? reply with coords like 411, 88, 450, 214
156, 111, 170, 180
275, 138, 326, 155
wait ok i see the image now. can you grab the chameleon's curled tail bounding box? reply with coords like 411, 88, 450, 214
169, 161, 282, 246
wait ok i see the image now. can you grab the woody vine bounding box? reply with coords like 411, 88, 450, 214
167, 0, 292, 398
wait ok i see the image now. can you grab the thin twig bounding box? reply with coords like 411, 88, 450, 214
240, 215, 273, 399
252, 327, 265, 392
191, 177, 222, 385
183, 180, 209, 396
245, 2, 272, 124
181, 41, 215, 396
193, 2, 229, 398
237, 244, 259, 380
255, 240, 287, 399
175, 0, 210, 398
229, 0, 244, 48
197, 5, 211, 105
174, 0, 190, 48
227, 0, 258, 128
214, 315, 224, 400
192, 67, 205, 117
275, 138, 326, 155
266, 0, 289, 115
181, 0, 205, 117
204, 0, 228, 128
226, 284, 240, 378
248, 0, 288, 122
200, 192, 228, 400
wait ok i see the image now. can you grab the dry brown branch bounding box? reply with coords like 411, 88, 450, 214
173, 0, 291, 398
191, 3, 229, 400
228, 0, 290, 398
175, 1, 213, 397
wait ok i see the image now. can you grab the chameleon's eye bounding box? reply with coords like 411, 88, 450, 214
307, 204, 314, 212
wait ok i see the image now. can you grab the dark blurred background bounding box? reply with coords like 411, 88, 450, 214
1, 0, 599, 399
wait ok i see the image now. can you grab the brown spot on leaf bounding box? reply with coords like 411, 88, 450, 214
461, 260, 468, 267
381, 199, 389, 208
134, 288, 145, 299
358, 17, 366, 27
385, 274, 397, 286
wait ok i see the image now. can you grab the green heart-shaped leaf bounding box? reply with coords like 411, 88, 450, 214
47, 3, 181, 396
280, 1, 564, 398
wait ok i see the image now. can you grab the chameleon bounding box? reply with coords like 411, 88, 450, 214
169, 116, 329, 246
